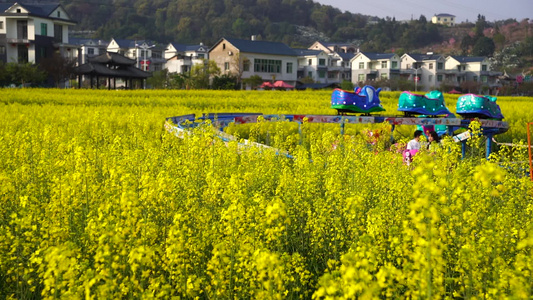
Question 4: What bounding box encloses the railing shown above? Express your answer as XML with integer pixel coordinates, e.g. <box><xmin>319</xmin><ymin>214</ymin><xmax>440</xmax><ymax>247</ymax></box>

<box><xmin>6</xmin><ymin>38</ymin><xmax>31</xmax><ymax>44</ymax></box>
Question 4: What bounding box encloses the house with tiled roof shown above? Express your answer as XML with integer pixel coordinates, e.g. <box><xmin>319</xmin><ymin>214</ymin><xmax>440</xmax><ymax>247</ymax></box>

<box><xmin>308</xmin><ymin>41</ymin><xmax>358</xmax><ymax>54</ymax></box>
<box><xmin>165</xmin><ymin>42</ymin><xmax>209</xmax><ymax>74</ymax></box>
<box><xmin>0</xmin><ymin>2</ymin><xmax>77</xmax><ymax>64</ymax></box>
<box><xmin>69</xmin><ymin>38</ymin><xmax>108</xmax><ymax>64</ymax></box>
<box><xmin>431</xmin><ymin>13</ymin><xmax>456</xmax><ymax>26</ymax></box>
<box><xmin>445</xmin><ymin>55</ymin><xmax>502</xmax><ymax>92</ymax></box>
<box><xmin>350</xmin><ymin>52</ymin><xmax>401</xmax><ymax>84</ymax></box>
<box><xmin>209</xmin><ymin>37</ymin><xmax>298</xmax><ymax>88</ymax></box>
<box><xmin>401</xmin><ymin>52</ymin><xmax>446</xmax><ymax>91</ymax></box>
<box><xmin>293</xmin><ymin>48</ymin><xmax>330</xmax><ymax>83</ymax></box>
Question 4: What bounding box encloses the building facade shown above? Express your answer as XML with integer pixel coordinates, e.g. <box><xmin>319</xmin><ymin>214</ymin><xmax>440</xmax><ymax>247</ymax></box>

<box><xmin>209</xmin><ymin>37</ymin><xmax>298</xmax><ymax>89</ymax></box>
<box><xmin>0</xmin><ymin>2</ymin><xmax>76</xmax><ymax>64</ymax></box>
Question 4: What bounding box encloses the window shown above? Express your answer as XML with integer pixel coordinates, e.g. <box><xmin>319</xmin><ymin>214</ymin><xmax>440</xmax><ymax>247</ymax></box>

<box><xmin>224</xmin><ymin>62</ymin><xmax>229</xmax><ymax>71</ymax></box>
<box><xmin>381</xmin><ymin>61</ymin><xmax>387</xmax><ymax>68</ymax></box>
<box><xmin>381</xmin><ymin>73</ymin><xmax>388</xmax><ymax>80</ymax></box>
<box><xmin>359</xmin><ymin>62</ymin><xmax>364</xmax><ymax>69</ymax></box>
<box><xmin>437</xmin><ymin>74</ymin><xmax>443</xmax><ymax>82</ymax></box>
<box><xmin>307</xmin><ymin>71</ymin><xmax>312</xmax><ymax>77</ymax></box>
<box><xmin>54</xmin><ymin>24</ymin><xmax>62</xmax><ymax>42</ymax></box>
<box><xmin>243</xmin><ymin>60</ymin><xmax>250</xmax><ymax>72</ymax></box>
<box><xmin>308</xmin><ymin>59</ymin><xmax>312</xmax><ymax>65</ymax></box>
<box><xmin>57</xmin><ymin>11</ymin><xmax>60</xmax><ymax>17</ymax></box>
<box><xmin>328</xmin><ymin>72</ymin><xmax>335</xmax><ymax>79</ymax></box>
<box><xmin>197</xmin><ymin>53</ymin><xmax>205</xmax><ymax>59</ymax></box>
<box><xmin>473</xmin><ymin>76</ymin><xmax>478</xmax><ymax>82</ymax></box>
<box><xmin>0</xmin><ymin>46</ymin><xmax>5</xmax><ymax>55</ymax></box>
<box><xmin>429</xmin><ymin>63</ymin><xmax>433</xmax><ymax>69</ymax></box>
<box><xmin>482</xmin><ymin>65</ymin><xmax>487</xmax><ymax>71</ymax></box>
<box><xmin>428</xmin><ymin>75</ymin><xmax>433</xmax><ymax>82</ymax></box>
<box><xmin>223</xmin><ymin>43</ymin><xmax>226</xmax><ymax>50</ymax></box>
<box><xmin>318</xmin><ymin>70</ymin><xmax>325</xmax><ymax>78</ymax></box>
<box><xmin>40</xmin><ymin>47</ymin><xmax>46</xmax><ymax>58</ymax></box>
<box><xmin>16</xmin><ymin>8</ymin><xmax>21</xmax><ymax>13</ymax></box>
<box><xmin>254</xmin><ymin>59</ymin><xmax>282</xmax><ymax>73</ymax></box>
<box><xmin>318</xmin><ymin>58</ymin><xmax>326</xmax><ymax>66</ymax></box>
<box><xmin>391</xmin><ymin>61</ymin><xmax>398</xmax><ymax>69</ymax></box>
<box><xmin>437</xmin><ymin>62</ymin><xmax>443</xmax><ymax>70</ymax></box>
<box><xmin>286</xmin><ymin>62</ymin><xmax>293</xmax><ymax>74</ymax></box>
<box><xmin>481</xmin><ymin>76</ymin><xmax>488</xmax><ymax>83</ymax></box>
<box><xmin>358</xmin><ymin>74</ymin><xmax>365</xmax><ymax>82</ymax></box>
<box><xmin>0</xmin><ymin>21</ymin><xmax>3</xmax><ymax>29</ymax></box>
<box><xmin>88</xmin><ymin>48</ymin><xmax>94</xmax><ymax>55</ymax></box>
<box><xmin>41</xmin><ymin>23</ymin><xmax>47</xmax><ymax>36</ymax></box>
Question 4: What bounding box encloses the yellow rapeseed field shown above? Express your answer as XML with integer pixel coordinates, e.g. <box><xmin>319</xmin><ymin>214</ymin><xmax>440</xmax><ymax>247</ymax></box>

<box><xmin>0</xmin><ymin>88</ymin><xmax>532</xmax><ymax>299</ymax></box>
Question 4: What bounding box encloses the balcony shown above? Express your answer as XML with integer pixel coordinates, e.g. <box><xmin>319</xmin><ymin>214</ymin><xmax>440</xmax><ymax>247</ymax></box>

<box><xmin>6</xmin><ymin>38</ymin><xmax>31</xmax><ymax>45</ymax></box>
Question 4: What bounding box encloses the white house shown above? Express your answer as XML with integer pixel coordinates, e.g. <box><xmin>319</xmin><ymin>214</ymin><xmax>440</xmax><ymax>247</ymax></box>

<box><xmin>0</xmin><ymin>2</ymin><xmax>77</xmax><ymax>64</ymax></box>
<box><xmin>165</xmin><ymin>42</ymin><xmax>209</xmax><ymax>74</ymax></box>
<box><xmin>401</xmin><ymin>53</ymin><xmax>446</xmax><ymax>91</ymax></box>
<box><xmin>70</xmin><ymin>38</ymin><xmax>108</xmax><ymax>64</ymax></box>
<box><xmin>107</xmin><ymin>38</ymin><xmax>165</xmax><ymax>72</ymax></box>
<box><xmin>350</xmin><ymin>52</ymin><xmax>401</xmax><ymax>84</ymax></box>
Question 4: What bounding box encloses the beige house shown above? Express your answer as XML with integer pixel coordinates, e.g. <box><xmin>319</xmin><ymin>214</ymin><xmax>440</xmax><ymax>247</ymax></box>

<box><xmin>209</xmin><ymin>37</ymin><xmax>298</xmax><ymax>89</ymax></box>
<box><xmin>431</xmin><ymin>13</ymin><xmax>456</xmax><ymax>26</ymax></box>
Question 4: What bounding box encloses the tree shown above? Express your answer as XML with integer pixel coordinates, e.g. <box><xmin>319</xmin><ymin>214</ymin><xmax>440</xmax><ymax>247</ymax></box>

<box><xmin>212</xmin><ymin>74</ymin><xmax>238</xmax><ymax>90</ymax></box>
<box><xmin>39</xmin><ymin>53</ymin><xmax>77</xmax><ymax>88</ymax></box>
<box><xmin>189</xmin><ymin>59</ymin><xmax>221</xmax><ymax>89</ymax></box>
<box><xmin>5</xmin><ymin>62</ymin><xmax>46</xmax><ymax>87</ymax></box>
<box><xmin>242</xmin><ymin>75</ymin><xmax>264</xmax><ymax>90</ymax></box>
<box><xmin>473</xmin><ymin>37</ymin><xmax>495</xmax><ymax>56</ymax></box>
<box><xmin>340</xmin><ymin>80</ymin><xmax>354</xmax><ymax>91</ymax></box>
<box><xmin>147</xmin><ymin>69</ymin><xmax>169</xmax><ymax>89</ymax></box>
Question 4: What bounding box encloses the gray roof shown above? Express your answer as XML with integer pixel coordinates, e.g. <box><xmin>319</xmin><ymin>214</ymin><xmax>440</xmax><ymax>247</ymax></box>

<box><xmin>170</xmin><ymin>43</ymin><xmax>208</xmax><ymax>52</ymax></box>
<box><xmin>0</xmin><ymin>2</ymin><xmax>63</xmax><ymax>19</ymax></box>
<box><xmin>449</xmin><ymin>56</ymin><xmax>486</xmax><ymax>63</ymax></box>
<box><xmin>90</xmin><ymin>52</ymin><xmax>136</xmax><ymax>65</ymax></box>
<box><xmin>293</xmin><ymin>48</ymin><xmax>322</xmax><ymax>56</ymax></box>
<box><xmin>337</xmin><ymin>52</ymin><xmax>355</xmax><ymax>61</ymax></box>
<box><xmin>215</xmin><ymin>37</ymin><xmax>296</xmax><ymax>56</ymax></box>
<box><xmin>434</xmin><ymin>13</ymin><xmax>455</xmax><ymax>17</ymax></box>
<box><xmin>406</xmin><ymin>53</ymin><xmax>443</xmax><ymax>61</ymax></box>
<box><xmin>75</xmin><ymin>63</ymin><xmax>151</xmax><ymax>78</ymax></box>
<box><xmin>360</xmin><ymin>52</ymin><xmax>396</xmax><ymax>60</ymax></box>
<box><xmin>70</xmin><ymin>38</ymin><xmax>109</xmax><ymax>47</ymax></box>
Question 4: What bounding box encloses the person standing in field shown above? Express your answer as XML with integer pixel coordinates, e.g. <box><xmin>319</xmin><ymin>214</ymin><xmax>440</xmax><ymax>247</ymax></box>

<box><xmin>426</xmin><ymin>130</ymin><xmax>440</xmax><ymax>151</ymax></box>
<box><xmin>407</xmin><ymin>130</ymin><xmax>423</xmax><ymax>150</ymax></box>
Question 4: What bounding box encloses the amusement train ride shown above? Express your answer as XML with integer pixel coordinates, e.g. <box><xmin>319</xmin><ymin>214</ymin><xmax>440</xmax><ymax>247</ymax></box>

<box><xmin>165</xmin><ymin>86</ymin><xmax>508</xmax><ymax>159</ymax></box>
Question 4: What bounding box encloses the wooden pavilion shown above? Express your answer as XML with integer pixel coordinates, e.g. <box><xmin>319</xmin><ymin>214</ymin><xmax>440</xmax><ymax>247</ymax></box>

<box><xmin>74</xmin><ymin>52</ymin><xmax>151</xmax><ymax>89</ymax></box>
